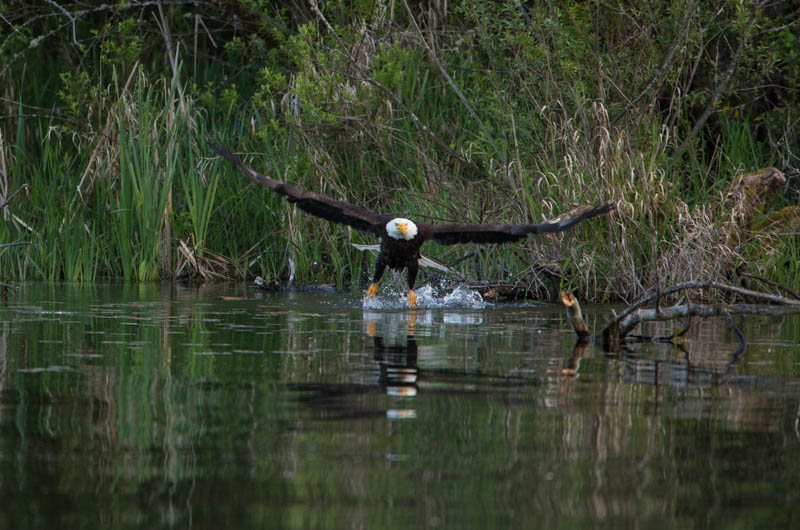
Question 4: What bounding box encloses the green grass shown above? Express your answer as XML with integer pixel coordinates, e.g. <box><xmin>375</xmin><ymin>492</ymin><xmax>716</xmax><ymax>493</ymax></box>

<box><xmin>0</xmin><ymin>2</ymin><xmax>796</xmax><ymax>303</ymax></box>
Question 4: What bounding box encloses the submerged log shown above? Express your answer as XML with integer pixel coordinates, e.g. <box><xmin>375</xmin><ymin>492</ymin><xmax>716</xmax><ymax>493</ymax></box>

<box><xmin>561</xmin><ymin>279</ymin><xmax>800</xmax><ymax>352</ymax></box>
<box><xmin>611</xmin><ymin>280</ymin><xmax>800</xmax><ymax>329</ymax></box>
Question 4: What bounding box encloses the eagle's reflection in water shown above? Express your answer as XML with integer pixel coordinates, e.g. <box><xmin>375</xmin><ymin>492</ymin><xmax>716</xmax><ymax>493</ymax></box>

<box><xmin>364</xmin><ymin>311</ymin><xmax>420</xmax><ymax>419</ymax></box>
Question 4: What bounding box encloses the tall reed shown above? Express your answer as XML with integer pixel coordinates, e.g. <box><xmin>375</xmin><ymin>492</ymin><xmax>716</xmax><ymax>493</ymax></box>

<box><xmin>114</xmin><ymin>71</ymin><xmax>179</xmax><ymax>281</ymax></box>
<box><xmin>181</xmin><ymin>135</ymin><xmax>219</xmax><ymax>260</ymax></box>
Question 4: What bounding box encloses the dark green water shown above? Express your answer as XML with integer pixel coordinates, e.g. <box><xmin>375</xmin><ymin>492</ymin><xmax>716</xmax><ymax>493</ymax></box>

<box><xmin>1</xmin><ymin>283</ymin><xmax>799</xmax><ymax>529</ymax></box>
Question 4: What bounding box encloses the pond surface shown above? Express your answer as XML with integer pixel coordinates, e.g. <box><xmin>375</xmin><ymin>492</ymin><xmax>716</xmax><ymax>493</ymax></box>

<box><xmin>1</xmin><ymin>283</ymin><xmax>799</xmax><ymax>529</ymax></box>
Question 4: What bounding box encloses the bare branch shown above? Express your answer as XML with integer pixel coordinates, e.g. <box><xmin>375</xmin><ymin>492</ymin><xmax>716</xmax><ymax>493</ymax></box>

<box><xmin>0</xmin><ymin>183</ymin><xmax>28</xmax><ymax>211</ymax></box>
<box><xmin>43</xmin><ymin>0</ymin><xmax>78</xmax><ymax>45</ymax></box>
<box><xmin>614</xmin><ymin>280</ymin><xmax>800</xmax><ymax>327</ymax></box>
<box><xmin>560</xmin><ymin>290</ymin><xmax>591</xmax><ymax>340</ymax></box>
<box><xmin>740</xmin><ymin>273</ymin><xmax>800</xmax><ymax>301</ymax></box>
<box><xmin>617</xmin><ymin>301</ymin><xmax>799</xmax><ymax>337</ymax></box>
<box><xmin>719</xmin><ymin>309</ymin><xmax>746</xmax><ymax>357</ymax></box>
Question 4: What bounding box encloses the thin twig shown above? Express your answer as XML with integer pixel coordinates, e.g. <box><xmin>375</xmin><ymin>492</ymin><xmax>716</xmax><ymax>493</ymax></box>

<box><xmin>0</xmin><ymin>183</ymin><xmax>28</xmax><ymax>211</ymax></box>
<box><xmin>741</xmin><ymin>273</ymin><xmax>800</xmax><ymax>301</ymax></box>
<box><xmin>0</xmin><ymin>241</ymin><xmax>31</xmax><ymax>249</ymax></box>
<box><xmin>43</xmin><ymin>0</ymin><xmax>78</xmax><ymax>45</ymax></box>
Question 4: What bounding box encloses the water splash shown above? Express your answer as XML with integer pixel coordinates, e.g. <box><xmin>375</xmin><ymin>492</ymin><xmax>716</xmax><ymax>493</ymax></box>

<box><xmin>362</xmin><ymin>284</ymin><xmax>489</xmax><ymax>310</ymax></box>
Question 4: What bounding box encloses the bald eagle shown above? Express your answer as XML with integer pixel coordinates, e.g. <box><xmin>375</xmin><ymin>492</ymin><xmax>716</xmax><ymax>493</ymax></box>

<box><xmin>213</xmin><ymin>146</ymin><xmax>615</xmax><ymax>307</ymax></box>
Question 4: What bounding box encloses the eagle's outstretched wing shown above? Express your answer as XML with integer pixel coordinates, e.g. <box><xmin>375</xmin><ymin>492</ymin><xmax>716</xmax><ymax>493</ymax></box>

<box><xmin>425</xmin><ymin>203</ymin><xmax>616</xmax><ymax>245</ymax></box>
<box><xmin>213</xmin><ymin>145</ymin><xmax>391</xmax><ymax>235</ymax></box>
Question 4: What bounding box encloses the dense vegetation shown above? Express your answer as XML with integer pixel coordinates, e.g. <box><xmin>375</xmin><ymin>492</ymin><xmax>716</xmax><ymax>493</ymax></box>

<box><xmin>0</xmin><ymin>0</ymin><xmax>798</xmax><ymax>301</ymax></box>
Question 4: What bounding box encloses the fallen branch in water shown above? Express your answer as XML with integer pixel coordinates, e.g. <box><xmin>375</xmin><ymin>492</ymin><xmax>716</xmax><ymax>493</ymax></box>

<box><xmin>611</xmin><ymin>280</ymin><xmax>800</xmax><ymax>329</ymax></box>
<box><xmin>560</xmin><ymin>280</ymin><xmax>800</xmax><ymax>352</ymax></box>
<box><xmin>612</xmin><ymin>302</ymin><xmax>788</xmax><ymax>337</ymax></box>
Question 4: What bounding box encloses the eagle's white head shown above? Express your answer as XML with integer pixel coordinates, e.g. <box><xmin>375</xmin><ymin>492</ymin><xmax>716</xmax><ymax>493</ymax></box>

<box><xmin>386</xmin><ymin>218</ymin><xmax>418</xmax><ymax>240</ymax></box>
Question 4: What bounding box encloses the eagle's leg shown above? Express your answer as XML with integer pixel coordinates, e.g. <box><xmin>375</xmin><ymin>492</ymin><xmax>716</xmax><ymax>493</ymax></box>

<box><xmin>407</xmin><ymin>290</ymin><xmax>417</xmax><ymax>308</ymax></box>
<box><xmin>366</xmin><ymin>254</ymin><xmax>388</xmax><ymax>299</ymax></box>
<box><xmin>406</xmin><ymin>260</ymin><xmax>419</xmax><ymax>308</ymax></box>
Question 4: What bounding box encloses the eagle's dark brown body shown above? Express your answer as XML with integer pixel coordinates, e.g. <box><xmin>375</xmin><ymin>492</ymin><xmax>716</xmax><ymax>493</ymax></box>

<box><xmin>376</xmin><ymin>236</ymin><xmax>424</xmax><ymax>291</ymax></box>
<box><xmin>213</xmin><ymin>145</ymin><xmax>616</xmax><ymax>306</ymax></box>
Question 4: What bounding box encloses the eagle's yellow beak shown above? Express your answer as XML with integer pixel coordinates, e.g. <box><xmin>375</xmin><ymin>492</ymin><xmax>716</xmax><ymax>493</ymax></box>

<box><xmin>396</xmin><ymin>222</ymin><xmax>407</xmax><ymax>235</ymax></box>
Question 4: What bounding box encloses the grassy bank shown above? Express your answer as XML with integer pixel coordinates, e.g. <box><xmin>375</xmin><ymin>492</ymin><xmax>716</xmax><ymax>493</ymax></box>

<box><xmin>0</xmin><ymin>1</ymin><xmax>797</xmax><ymax>302</ymax></box>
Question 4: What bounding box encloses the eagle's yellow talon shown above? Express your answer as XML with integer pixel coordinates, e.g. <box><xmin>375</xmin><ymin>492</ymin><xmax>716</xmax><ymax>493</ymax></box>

<box><xmin>408</xmin><ymin>289</ymin><xmax>417</xmax><ymax>308</ymax></box>
<box><xmin>366</xmin><ymin>283</ymin><xmax>378</xmax><ymax>298</ymax></box>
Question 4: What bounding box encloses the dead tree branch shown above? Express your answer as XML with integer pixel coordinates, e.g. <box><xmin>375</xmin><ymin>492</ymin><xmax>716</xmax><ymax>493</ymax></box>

<box><xmin>616</xmin><ymin>302</ymin><xmax>800</xmax><ymax>337</ymax></box>
<box><xmin>561</xmin><ymin>280</ymin><xmax>800</xmax><ymax>353</ymax></box>
<box><xmin>741</xmin><ymin>273</ymin><xmax>800</xmax><ymax>301</ymax></box>
<box><xmin>560</xmin><ymin>290</ymin><xmax>590</xmax><ymax>341</ymax></box>
<box><xmin>613</xmin><ymin>280</ymin><xmax>800</xmax><ymax>328</ymax></box>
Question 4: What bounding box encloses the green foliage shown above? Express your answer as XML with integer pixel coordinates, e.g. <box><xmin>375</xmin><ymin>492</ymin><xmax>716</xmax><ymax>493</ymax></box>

<box><xmin>254</xmin><ymin>66</ymin><xmax>288</xmax><ymax>102</ymax></box>
<box><xmin>0</xmin><ymin>0</ymin><xmax>797</xmax><ymax>301</ymax></box>
<box><xmin>58</xmin><ymin>71</ymin><xmax>101</xmax><ymax>125</ymax></box>
<box><xmin>114</xmin><ymin>73</ymin><xmax>179</xmax><ymax>281</ymax></box>
<box><xmin>96</xmin><ymin>17</ymin><xmax>143</xmax><ymax>69</ymax></box>
<box><xmin>373</xmin><ymin>42</ymin><xmax>412</xmax><ymax>90</ymax></box>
